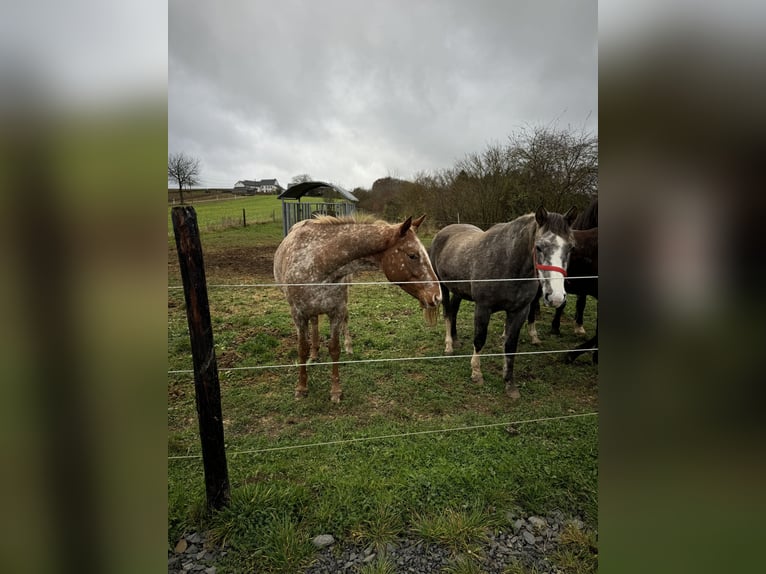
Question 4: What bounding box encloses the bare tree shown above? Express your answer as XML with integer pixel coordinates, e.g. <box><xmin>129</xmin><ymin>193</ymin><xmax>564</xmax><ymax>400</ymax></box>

<box><xmin>507</xmin><ymin>126</ymin><xmax>598</xmax><ymax>211</ymax></box>
<box><xmin>168</xmin><ymin>152</ymin><xmax>201</xmax><ymax>204</ymax></box>
<box><xmin>290</xmin><ymin>174</ymin><xmax>312</xmax><ymax>185</ymax></box>
<box><xmin>354</xmin><ymin>125</ymin><xmax>597</xmax><ymax>225</ymax></box>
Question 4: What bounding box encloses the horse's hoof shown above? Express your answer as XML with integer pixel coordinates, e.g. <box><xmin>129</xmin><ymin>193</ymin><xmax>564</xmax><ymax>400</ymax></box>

<box><xmin>574</xmin><ymin>325</ymin><xmax>587</xmax><ymax>336</ymax></box>
<box><xmin>330</xmin><ymin>394</ymin><xmax>342</xmax><ymax>403</ymax></box>
<box><xmin>294</xmin><ymin>389</ymin><xmax>308</xmax><ymax>399</ymax></box>
<box><xmin>530</xmin><ymin>336</ymin><xmax>542</xmax><ymax>345</ymax></box>
<box><xmin>506</xmin><ymin>387</ymin><xmax>521</xmax><ymax>400</ymax></box>
<box><xmin>471</xmin><ymin>375</ymin><xmax>484</xmax><ymax>386</ymax></box>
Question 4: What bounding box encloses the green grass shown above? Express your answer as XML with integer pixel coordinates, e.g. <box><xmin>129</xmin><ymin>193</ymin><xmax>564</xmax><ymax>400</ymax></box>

<box><xmin>358</xmin><ymin>557</ymin><xmax>398</xmax><ymax>574</ymax></box>
<box><xmin>411</xmin><ymin>507</ymin><xmax>493</xmax><ymax>554</ymax></box>
<box><xmin>168</xmin><ymin>194</ymin><xmax>283</xmax><ymax>235</ymax></box>
<box><xmin>168</xmin><ymin>213</ymin><xmax>598</xmax><ymax>573</ymax></box>
<box><xmin>443</xmin><ymin>553</ymin><xmax>487</xmax><ymax>574</ymax></box>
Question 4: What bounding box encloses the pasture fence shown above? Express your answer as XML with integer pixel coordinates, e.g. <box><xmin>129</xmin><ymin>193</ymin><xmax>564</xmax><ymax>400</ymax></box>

<box><xmin>168</xmin><ymin>411</ymin><xmax>597</xmax><ymax>460</ymax></box>
<box><xmin>169</xmin><ymin>206</ymin><xmax>598</xmax><ymax>506</ymax></box>
<box><xmin>167</xmin><ymin>276</ymin><xmax>598</xmax><ymax>291</ymax></box>
<box><xmin>171</xmin><ymin>206</ymin><xmax>231</xmax><ymax>509</ymax></box>
<box><xmin>167</xmin><ymin>348</ymin><xmax>596</xmax><ymax>376</ymax></box>
<box><xmin>167</xmin><ymin>277</ymin><xmax>599</xmax><ymax>376</ymax></box>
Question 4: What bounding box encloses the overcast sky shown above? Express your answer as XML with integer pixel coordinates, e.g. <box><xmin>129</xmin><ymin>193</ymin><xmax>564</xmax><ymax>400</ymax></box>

<box><xmin>169</xmin><ymin>0</ymin><xmax>597</xmax><ymax>191</ymax></box>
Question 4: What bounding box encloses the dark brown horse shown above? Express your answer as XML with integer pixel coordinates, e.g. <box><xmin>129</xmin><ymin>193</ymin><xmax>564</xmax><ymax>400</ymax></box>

<box><xmin>274</xmin><ymin>214</ymin><xmax>441</xmax><ymax>402</ymax></box>
<box><xmin>527</xmin><ymin>199</ymin><xmax>597</xmax><ymax>342</ymax></box>
<box><xmin>527</xmin><ymin>227</ymin><xmax>598</xmax><ymax>345</ymax></box>
<box><xmin>429</xmin><ymin>207</ymin><xmax>577</xmax><ymax>399</ymax></box>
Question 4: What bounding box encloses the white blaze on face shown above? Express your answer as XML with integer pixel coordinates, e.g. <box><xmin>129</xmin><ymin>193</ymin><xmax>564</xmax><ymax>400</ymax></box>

<box><xmin>538</xmin><ymin>234</ymin><xmax>568</xmax><ymax>308</ymax></box>
<box><xmin>417</xmin><ymin>241</ymin><xmax>442</xmax><ymax>307</ymax></box>
<box><xmin>389</xmin><ymin>235</ymin><xmax>442</xmax><ymax>308</ymax></box>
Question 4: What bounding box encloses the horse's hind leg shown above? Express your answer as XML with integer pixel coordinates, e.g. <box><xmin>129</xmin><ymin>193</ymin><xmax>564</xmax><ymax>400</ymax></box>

<box><xmin>295</xmin><ymin>317</ymin><xmax>310</xmax><ymax>399</ymax></box>
<box><xmin>503</xmin><ymin>310</ymin><xmax>528</xmax><ymax>399</ymax></box>
<box><xmin>309</xmin><ymin>316</ymin><xmax>320</xmax><ymax>361</ymax></box>
<box><xmin>342</xmin><ymin>313</ymin><xmax>353</xmax><ymax>355</ymax></box>
<box><xmin>328</xmin><ymin>310</ymin><xmax>346</xmax><ymax>402</ymax></box>
<box><xmin>470</xmin><ymin>305</ymin><xmax>491</xmax><ymax>385</ymax></box>
<box><xmin>566</xmin><ymin>315</ymin><xmax>597</xmax><ymax>364</ymax></box>
<box><xmin>342</xmin><ymin>282</ymin><xmax>353</xmax><ymax>354</ymax></box>
<box><xmin>573</xmin><ymin>293</ymin><xmax>587</xmax><ymax>336</ymax></box>
<box><xmin>565</xmin><ymin>331</ymin><xmax>597</xmax><ymax>364</ymax></box>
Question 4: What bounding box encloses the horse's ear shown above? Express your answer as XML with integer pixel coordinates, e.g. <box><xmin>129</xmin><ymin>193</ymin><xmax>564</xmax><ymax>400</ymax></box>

<box><xmin>399</xmin><ymin>216</ymin><xmax>413</xmax><ymax>237</ymax></box>
<box><xmin>535</xmin><ymin>206</ymin><xmax>548</xmax><ymax>227</ymax></box>
<box><xmin>564</xmin><ymin>206</ymin><xmax>578</xmax><ymax>226</ymax></box>
<box><xmin>412</xmin><ymin>214</ymin><xmax>426</xmax><ymax>231</ymax></box>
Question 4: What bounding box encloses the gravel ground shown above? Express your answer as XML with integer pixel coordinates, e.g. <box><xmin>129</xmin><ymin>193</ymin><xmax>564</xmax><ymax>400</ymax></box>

<box><xmin>168</xmin><ymin>511</ymin><xmax>594</xmax><ymax>573</ymax></box>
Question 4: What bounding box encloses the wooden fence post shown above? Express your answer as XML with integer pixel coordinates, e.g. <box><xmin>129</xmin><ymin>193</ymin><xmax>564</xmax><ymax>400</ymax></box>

<box><xmin>171</xmin><ymin>206</ymin><xmax>231</xmax><ymax>510</ymax></box>
<box><xmin>242</xmin><ymin>208</ymin><xmax>246</xmax><ymax>227</ymax></box>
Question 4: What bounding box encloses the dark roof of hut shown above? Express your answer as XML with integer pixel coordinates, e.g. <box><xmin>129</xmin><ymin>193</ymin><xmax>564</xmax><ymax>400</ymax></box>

<box><xmin>278</xmin><ymin>181</ymin><xmax>358</xmax><ymax>202</ymax></box>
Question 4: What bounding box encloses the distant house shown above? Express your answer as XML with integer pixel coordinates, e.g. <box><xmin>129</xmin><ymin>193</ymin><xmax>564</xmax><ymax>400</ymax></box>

<box><xmin>233</xmin><ymin>179</ymin><xmax>283</xmax><ymax>195</ymax></box>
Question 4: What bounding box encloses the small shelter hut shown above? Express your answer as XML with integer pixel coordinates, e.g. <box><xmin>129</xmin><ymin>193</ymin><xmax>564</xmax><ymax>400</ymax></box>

<box><xmin>278</xmin><ymin>181</ymin><xmax>359</xmax><ymax>236</ymax></box>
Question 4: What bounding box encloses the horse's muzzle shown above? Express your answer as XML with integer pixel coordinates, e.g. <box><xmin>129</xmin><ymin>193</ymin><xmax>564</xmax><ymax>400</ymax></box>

<box><xmin>423</xmin><ymin>291</ymin><xmax>442</xmax><ymax>308</ymax></box>
<box><xmin>544</xmin><ymin>292</ymin><xmax>566</xmax><ymax>308</ymax></box>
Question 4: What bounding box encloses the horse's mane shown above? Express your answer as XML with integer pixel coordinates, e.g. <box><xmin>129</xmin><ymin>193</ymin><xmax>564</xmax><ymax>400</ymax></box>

<box><xmin>573</xmin><ymin>199</ymin><xmax>597</xmax><ymax>230</ymax></box>
<box><xmin>520</xmin><ymin>211</ymin><xmax>572</xmax><ymax>237</ymax></box>
<box><xmin>311</xmin><ymin>213</ymin><xmax>389</xmax><ymax>226</ymax></box>
<box><xmin>541</xmin><ymin>212</ymin><xmax>574</xmax><ymax>236</ymax></box>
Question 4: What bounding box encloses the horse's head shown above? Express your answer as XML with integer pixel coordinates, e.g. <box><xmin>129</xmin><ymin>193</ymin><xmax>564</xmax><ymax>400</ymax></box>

<box><xmin>534</xmin><ymin>206</ymin><xmax>577</xmax><ymax>308</ymax></box>
<box><xmin>380</xmin><ymin>215</ymin><xmax>442</xmax><ymax>321</ymax></box>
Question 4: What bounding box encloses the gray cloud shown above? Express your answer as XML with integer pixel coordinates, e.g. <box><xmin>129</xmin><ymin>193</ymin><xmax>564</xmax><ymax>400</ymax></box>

<box><xmin>169</xmin><ymin>0</ymin><xmax>597</xmax><ymax>190</ymax></box>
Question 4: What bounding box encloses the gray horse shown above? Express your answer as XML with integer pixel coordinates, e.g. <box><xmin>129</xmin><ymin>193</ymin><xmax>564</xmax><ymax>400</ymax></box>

<box><xmin>429</xmin><ymin>207</ymin><xmax>576</xmax><ymax>399</ymax></box>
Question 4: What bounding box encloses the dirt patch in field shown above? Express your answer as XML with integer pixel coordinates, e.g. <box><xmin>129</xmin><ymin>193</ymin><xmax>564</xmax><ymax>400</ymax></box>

<box><xmin>207</xmin><ymin>246</ymin><xmax>277</xmax><ymax>278</ymax></box>
<box><xmin>169</xmin><ymin>244</ymin><xmax>278</xmax><ymax>282</ymax></box>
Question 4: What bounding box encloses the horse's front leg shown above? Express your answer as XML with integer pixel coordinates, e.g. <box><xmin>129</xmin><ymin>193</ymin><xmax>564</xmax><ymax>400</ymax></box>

<box><xmin>526</xmin><ymin>288</ymin><xmax>542</xmax><ymax>345</ymax></box>
<box><xmin>551</xmin><ymin>300</ymin><xmax>565</xmax><ymax>336</ymax></box>
<box><xmin>471</xmin><ymin>305</ymin><xmax>491</xmax><ymax>385</ymax></box>
<box><xmin>328</xmin><ymin>311</ymin><xmax>345</xmax><ymax>402</ymax></box>
<box><xmin>573</xmin><ymin>293</ymin><xmax>587</xmax><ymax>336</ymax></box>
<box><xmin>309</xmin><ymin>316</ymin><xmax>320</xmax><ymax>361</ymax></box>
<box><xmin>295</xmin><ymin>317</ymin><xmax>310</xmax><ymax>399</ymax></box>
<box><xmin>443</xmin><ymin>290</ymin><xmax>462</xmax><ymax>354</ymax></box>
<box><xmin>503</xmin><ymin>309</ymin><xmax>528</xmax><ymax>400</ymax></box>
<box><xmin>342</xmin><ymin>314</ymin><xmax>353</xmax><ymax>355</ymax></box>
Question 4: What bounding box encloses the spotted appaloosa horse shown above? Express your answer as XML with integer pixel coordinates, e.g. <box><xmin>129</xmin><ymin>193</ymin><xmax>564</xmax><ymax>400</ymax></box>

<box><xmin>307</xmin><ymin>276</ymin><xmax>352</xmax><ymax>360</ymax></box>
<box><xmin>273</xmin><ymin>214</ymin><xmax>441</xmax><ymax>402</ymax></box>
<box><xmin>429</xmin><ymin>207</ymin><xmax>576</xmax><ymax>399</ymax></box>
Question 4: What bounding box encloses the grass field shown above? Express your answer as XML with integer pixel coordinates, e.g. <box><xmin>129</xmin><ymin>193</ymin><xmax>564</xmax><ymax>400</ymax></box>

<box><xmin>168</xmin><ymin>194</ymin><xmax>284</xmax><ymax>235</ymax></box>
<box><xmin>168</xmin><ymin>196</ymin><xmax>598</xmax><ymax>573</ymax></box>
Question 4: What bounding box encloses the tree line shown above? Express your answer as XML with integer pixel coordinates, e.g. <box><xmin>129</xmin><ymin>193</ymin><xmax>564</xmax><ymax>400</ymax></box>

<box><xmin>353</xmin><ymin>125</ymin><xmax>597</xmax><ymax>229</ymax></box>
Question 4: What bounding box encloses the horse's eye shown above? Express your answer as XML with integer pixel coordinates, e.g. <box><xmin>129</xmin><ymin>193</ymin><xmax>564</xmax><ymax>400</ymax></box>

<box><xmin>408</xmin><ymin>253</ymin><xmax>419</xmax><ymax>261</ymax></box>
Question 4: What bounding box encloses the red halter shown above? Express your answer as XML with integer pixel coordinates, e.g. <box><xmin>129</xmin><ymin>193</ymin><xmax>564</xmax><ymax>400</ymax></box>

<box><xmin>533</xmin><ymin>246</ymin><xmax>567</xmax><ymax>277</ymax></box>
